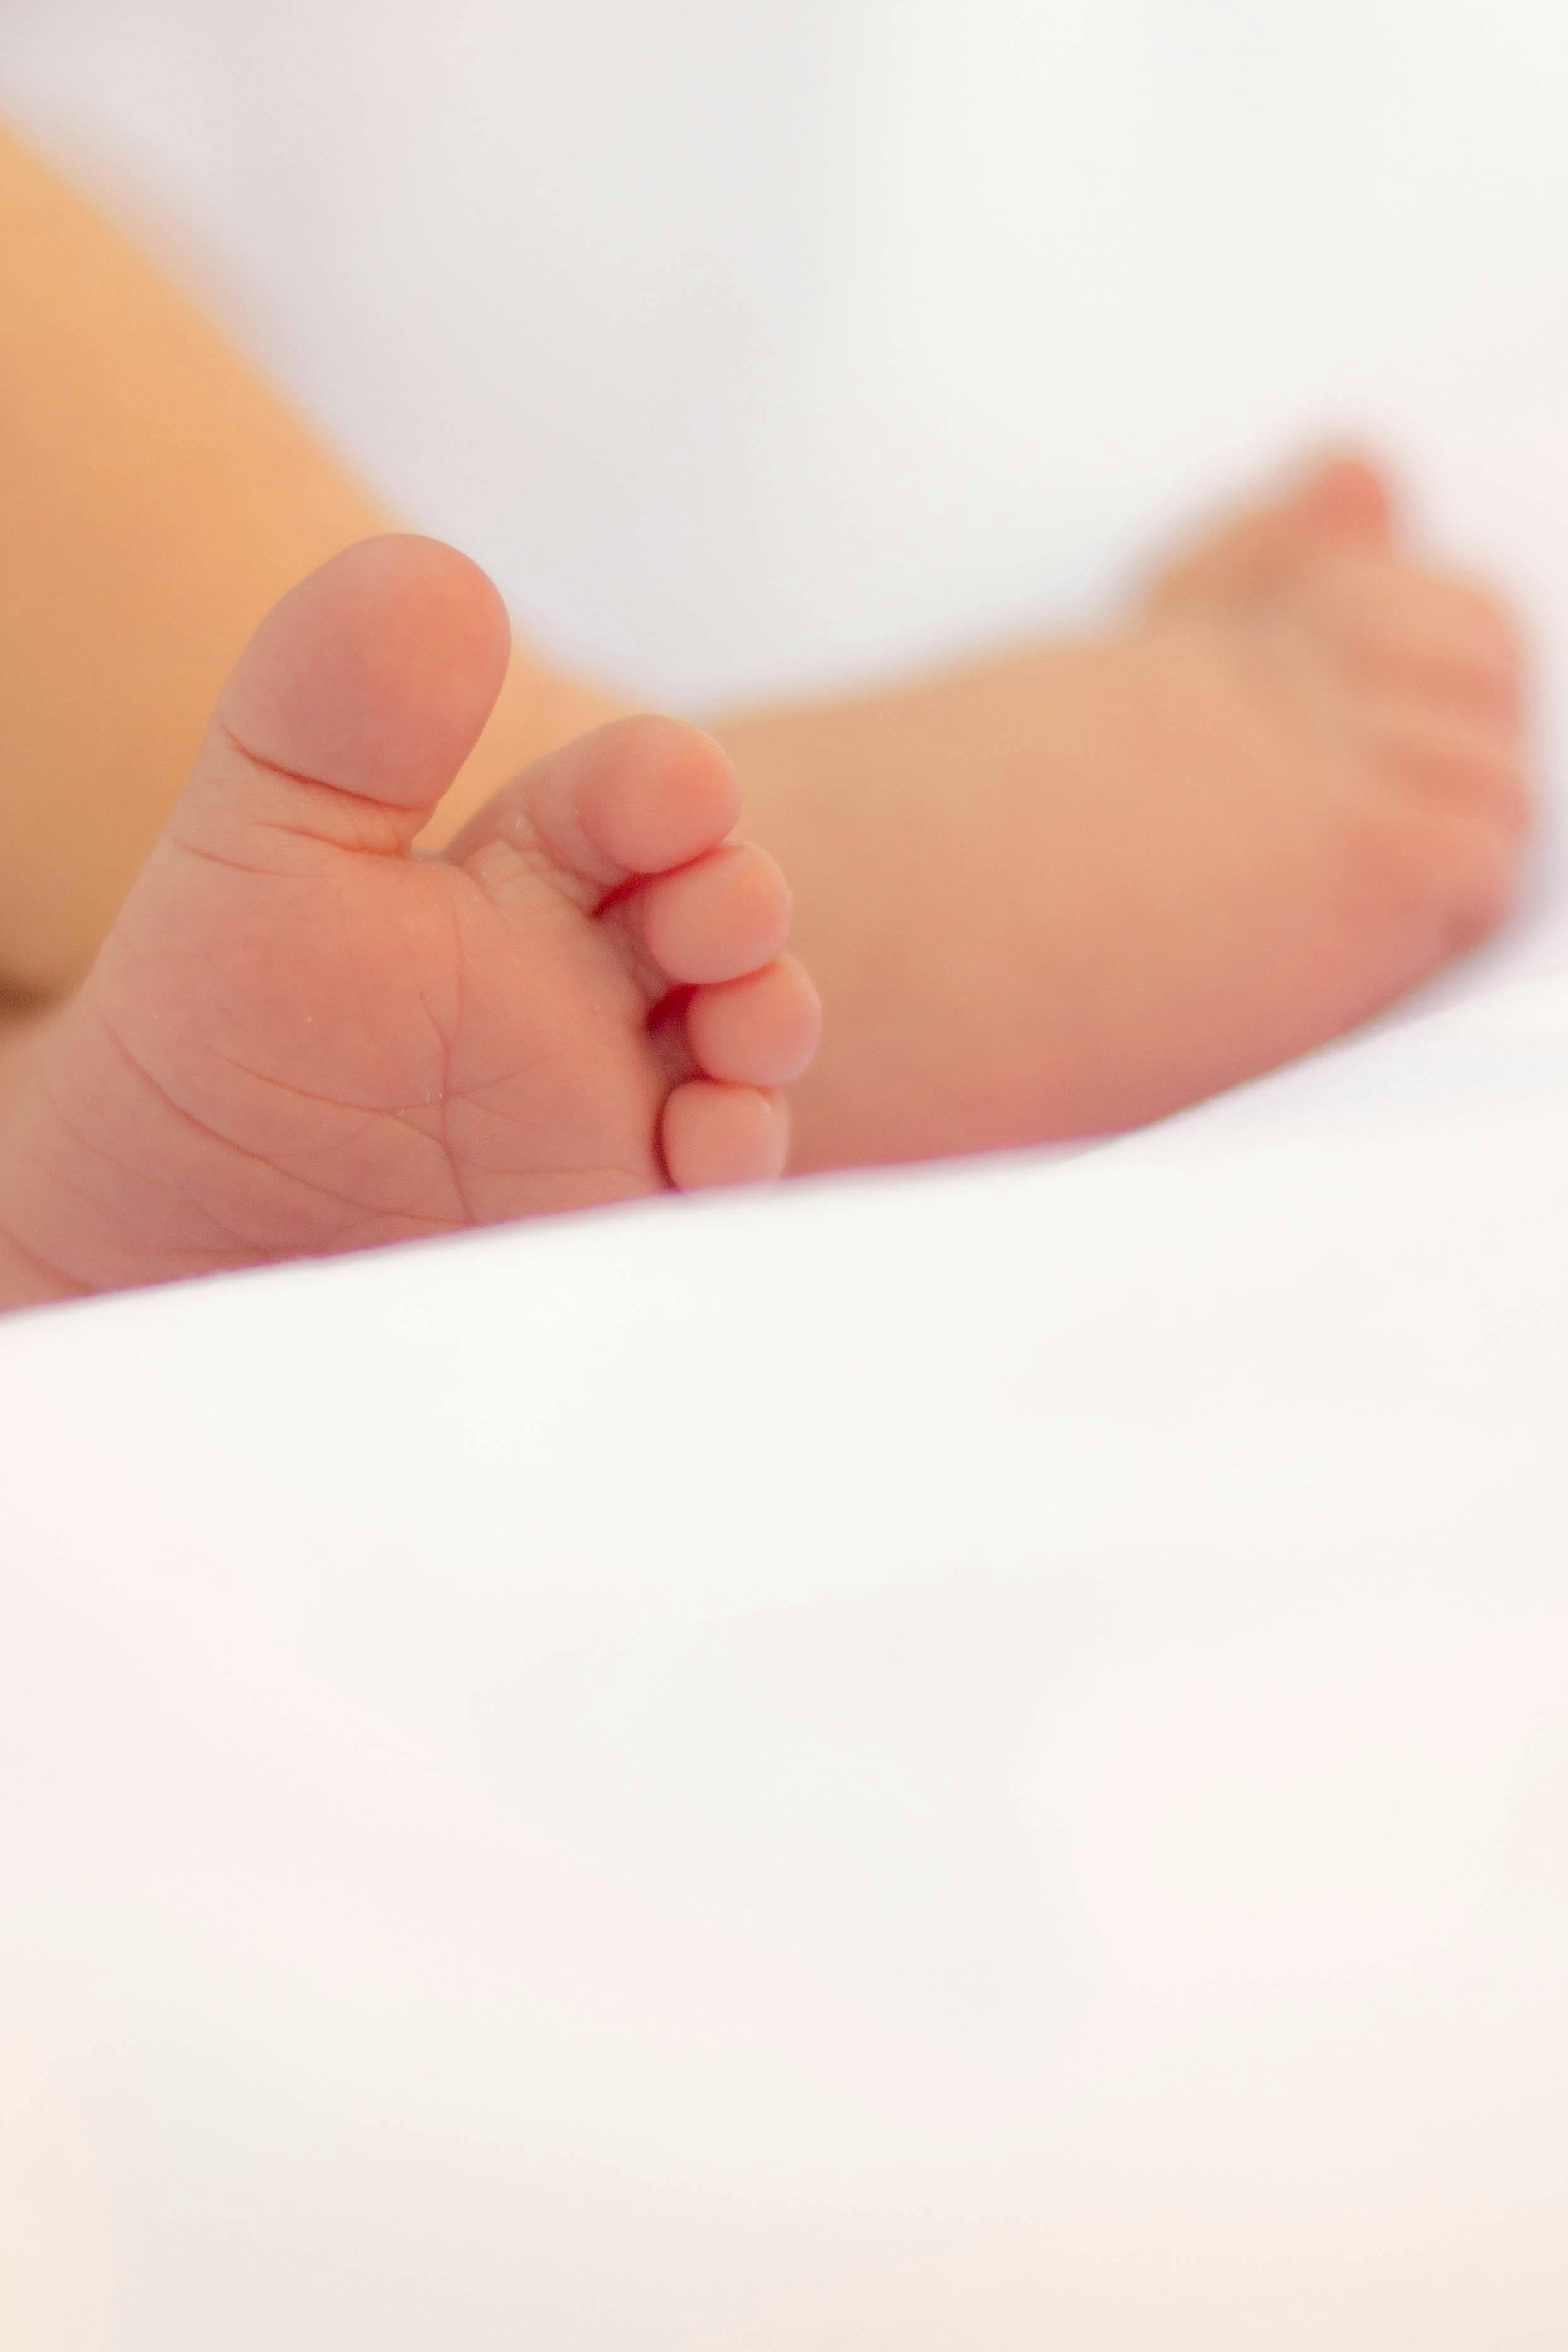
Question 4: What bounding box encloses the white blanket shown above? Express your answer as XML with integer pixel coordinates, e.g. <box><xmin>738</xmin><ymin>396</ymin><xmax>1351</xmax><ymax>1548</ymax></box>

<box><xmin>2</xmin><ymin>971</ymin><xmax>1565</xmax><ymax>2347</ymax></box>
<box><xmin>1</xmin><ymin>6</ymin><xmax>1567</xmax><ymax>2342</ymax></box>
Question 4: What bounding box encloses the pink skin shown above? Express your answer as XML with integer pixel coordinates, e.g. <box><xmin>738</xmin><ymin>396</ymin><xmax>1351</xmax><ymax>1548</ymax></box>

<box><xmin>729</xmin><ymin>451</ymin><xmax>1531</xmax><ymax>1171</ymax></box>
<box><xmin>0</xmin><ymin>537</ymin><xmax>822</xmax><ymax>1311</ymax></box>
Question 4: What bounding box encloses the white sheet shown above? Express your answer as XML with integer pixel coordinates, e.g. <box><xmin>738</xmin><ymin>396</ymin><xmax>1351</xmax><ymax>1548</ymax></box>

<box><xmin>2</xmin><ymin>967</ymin><xmax>1566</xmax><ymax>2348</ymax></box>
<box><xmin>2</xmin><ymin>7</ymin><xmax>1568</xmax><ymax>2342</ymax></box>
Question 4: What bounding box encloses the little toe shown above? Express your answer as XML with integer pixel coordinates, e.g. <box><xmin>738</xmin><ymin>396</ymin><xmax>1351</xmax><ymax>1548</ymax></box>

<box><xmin>1364</xmin><ymin>697</ymin><xmax>1530</xmax><ymax>835</ymax></box>
<box><xmin>628</xmin><ymin>842</ymin><xmax>793</xmax><ymax>986</ymax></box>
<box><xmin>662</xmin><ymin>1080</ymin><xmax>790</xmax><ymax>1190</ymax></box>
<box><xmin>686</xmin><ymin>956</ymin><xmax>823</xmax><ymax>1087</ymax></box>
<box><xmin>1369</xmin><ymin>801</ymin><xmax>1521</xmax><ymax>957</ymax></box>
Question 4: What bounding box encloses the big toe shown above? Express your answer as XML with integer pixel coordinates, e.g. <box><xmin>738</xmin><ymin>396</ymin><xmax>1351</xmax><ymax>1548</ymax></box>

<box><xmin>177</xmin><ymin>534</ymin><xmax>513</xmax><ymax>865</ymax></box>
<box><xmin>1146</xmin><ymin>447</ymin><xmax>1398</xmax><ymax>618</ymax></box>
<box><xmin>1283</xmin><ymin>450</ymin><xmax>1398</xmax><ymax>543</ymax></box>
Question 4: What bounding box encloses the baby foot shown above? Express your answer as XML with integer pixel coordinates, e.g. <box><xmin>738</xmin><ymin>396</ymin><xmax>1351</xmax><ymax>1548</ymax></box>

<box><xmin>0</xmin><ymin>538</ymin><xmax>820</xmax><ymax>1308</ymax></box>
<box><xmin>1126</xmin><ymin>449</ymin><xmax>1526</xmax><ymax>1078</ymax></box>
<box><xmin>722</xmin><ymin>452</ymin><xmax>1529</xmax><ymax>1167</ymax></box>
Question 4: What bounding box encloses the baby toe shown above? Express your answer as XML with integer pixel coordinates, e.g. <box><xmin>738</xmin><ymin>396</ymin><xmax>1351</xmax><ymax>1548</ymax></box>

<box><xmin>685</xmin><ymin>955</ymin><xmax>823</xmax><ymax>1087</ymax></box>
<box><xmin>661</xmin><ymin>1080</ymin><xmax>790</xmax><ymax>1189</ymax></box>
<box><xmin>630</xmin><ymin>842</ymin><xmax>793</xmax><ymax>986</ymax></box>
<box><xmin>1327</xmin><ymin>560</ymin><xmax>1524</xmax><ymax>718</ymax></box>
<box><xmin>1364</xmin><ymin>697</ymin><xmax>1530</xmax><ymax>835</ymax></box>
<box><xmin>1403</xmin><ymin>810</ymin><xmax>1521</xmax><ymax>954</ymax></box>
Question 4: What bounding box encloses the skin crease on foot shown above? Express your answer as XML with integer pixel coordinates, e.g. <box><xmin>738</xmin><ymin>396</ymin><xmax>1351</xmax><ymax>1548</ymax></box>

<box><xmin>0</xmin><ymin>538</ymin><xmax>823</xmax><ymax>1313</ymax></box>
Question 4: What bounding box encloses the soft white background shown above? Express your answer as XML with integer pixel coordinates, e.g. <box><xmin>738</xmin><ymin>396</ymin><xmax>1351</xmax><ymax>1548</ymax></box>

<box><xmin>2</xmin><ymin>8</ymin><xmax>1567</xmax><ymax>2346</ymax></box>
<box><xmin>6</xmin><ymin>0</ymin><xmax>1567</xmax><ymax>981</ymax></box>
<box><xmin>3</xmin><ymin>0</ymin><xmax>1568</xmax><ymax>724</ymax></box>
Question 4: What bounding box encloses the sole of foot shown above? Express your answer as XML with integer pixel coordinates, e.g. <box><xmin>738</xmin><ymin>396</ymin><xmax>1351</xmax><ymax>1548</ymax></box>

<box><xmin>0</xmin><ymin>536</ymin><xmax>822</xmax><ymax>1309</ymax></box>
